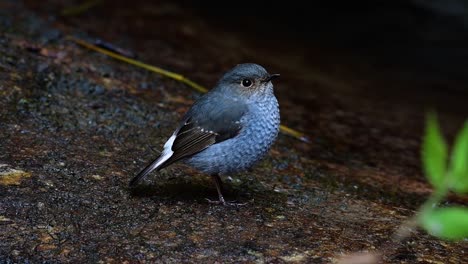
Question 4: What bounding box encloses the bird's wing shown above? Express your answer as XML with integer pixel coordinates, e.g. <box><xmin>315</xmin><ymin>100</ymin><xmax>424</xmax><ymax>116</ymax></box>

<box><xmin>160</xmin><ymin>94</ymin><xmax>247</xmax><ymax>168</ymax></box>
<box><xmin>129</xmin><ymin>93</ymin><xmax>246</xmax><ymax>186</ymax></box>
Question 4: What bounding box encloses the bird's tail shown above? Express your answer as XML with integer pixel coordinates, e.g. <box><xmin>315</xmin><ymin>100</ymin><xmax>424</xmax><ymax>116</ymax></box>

<box><xmin>130</xmin><ymin>133</ymin><xmax>176</xmax><ymax>187</ymax></box>
<box><xmin>129</xmin><ymin>154</ymin><xmax>170</xmax><ymax>187</ymax></box>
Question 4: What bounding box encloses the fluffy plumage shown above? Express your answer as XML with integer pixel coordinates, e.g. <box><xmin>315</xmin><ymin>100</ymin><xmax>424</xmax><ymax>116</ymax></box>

<box><xmin>129</xmin><ymin>63</ymin><xmax>280</xmax><ymax>204</ymax></box>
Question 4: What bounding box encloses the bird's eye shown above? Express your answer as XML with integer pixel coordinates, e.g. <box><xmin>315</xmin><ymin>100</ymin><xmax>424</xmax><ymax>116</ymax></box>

<box><xmin>241</xmin><ymin>79</ymin><xmax>253</xmax><ymax>87</ymax></box>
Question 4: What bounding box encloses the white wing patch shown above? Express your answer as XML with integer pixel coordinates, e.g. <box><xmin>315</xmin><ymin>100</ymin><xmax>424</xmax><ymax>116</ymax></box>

<box><xmin>153</xmin><ymin>133</ymin><xmax>176</xmax><ymax>169</ymax></box>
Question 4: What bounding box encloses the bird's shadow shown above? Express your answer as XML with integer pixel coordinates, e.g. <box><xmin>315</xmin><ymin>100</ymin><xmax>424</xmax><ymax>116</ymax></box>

<box><xmin>128</xmin><ymin>177</ymin><xmax>286</xmax><ymax>205</ymax></box>
<box><xmin>128</xmin><ymin>180</ymin><xmax>243</xmax><ymax>202</ymax></box>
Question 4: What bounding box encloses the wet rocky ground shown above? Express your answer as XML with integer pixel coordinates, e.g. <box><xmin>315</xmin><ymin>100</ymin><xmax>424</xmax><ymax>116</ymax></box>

<box><xmin>1</xmin><ymin>0</ymin><xmax>467</xmax><ymax>263</ymax></box>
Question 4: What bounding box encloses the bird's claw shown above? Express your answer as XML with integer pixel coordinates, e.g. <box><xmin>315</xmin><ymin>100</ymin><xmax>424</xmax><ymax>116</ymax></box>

<box><xmin>205</xmin><ymin>198</ymin><xmax>247</xmax><ymax>206</ymax></box>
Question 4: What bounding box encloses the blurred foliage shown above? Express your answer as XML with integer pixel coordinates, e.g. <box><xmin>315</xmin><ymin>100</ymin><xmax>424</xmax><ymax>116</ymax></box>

<box><xmin>420</xmin><ymin>112</ymin><xmax>468</xmax><ymax>240</ymax></box>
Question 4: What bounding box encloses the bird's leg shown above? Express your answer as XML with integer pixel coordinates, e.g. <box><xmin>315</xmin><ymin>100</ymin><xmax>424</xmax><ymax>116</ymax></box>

<box><xmin>209</xmin><ymin>174</ymin><xmax>226</xmax><ymax>205</ymax></box>
<box><xmin>206</xmin><ymin>174</ymin><xmax>248</xmax><ymax>206</ymax></box>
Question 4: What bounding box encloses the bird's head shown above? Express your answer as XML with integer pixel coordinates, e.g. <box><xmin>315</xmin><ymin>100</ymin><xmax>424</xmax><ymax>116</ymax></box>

<box><xmin>217</xmin><ymin>63</ymin><xmax>280</xmax><ymax>100</ymax></box>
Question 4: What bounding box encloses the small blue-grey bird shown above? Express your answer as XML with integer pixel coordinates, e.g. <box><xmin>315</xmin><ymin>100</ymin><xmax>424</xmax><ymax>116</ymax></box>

<box><xmin>129</xmin><ymin>63</ymin><xmax>280</xmax><ymax>205</ymax></box>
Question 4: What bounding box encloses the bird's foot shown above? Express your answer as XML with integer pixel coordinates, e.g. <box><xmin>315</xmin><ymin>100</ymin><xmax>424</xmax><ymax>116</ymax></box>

<box><xmin>205</xmin><ymin>198</ymin><xmax>247</xmax><ymax>206</ymax></box>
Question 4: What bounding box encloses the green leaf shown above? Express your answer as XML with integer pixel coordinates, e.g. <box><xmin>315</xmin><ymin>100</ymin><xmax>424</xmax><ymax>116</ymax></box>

<box><xmin>422</xmin><ymin>112</ymin><xmax>448</xmax><ymax>189</ymax></box>
<box><xmin>421</xmin><ymin>207</ymin><xmax>468</xmax><ymax>240</ymax></box>
<box><xmin>449</xmin><ymin>121</ymin><xmax>468</xmax><ymax>194</ymax></box>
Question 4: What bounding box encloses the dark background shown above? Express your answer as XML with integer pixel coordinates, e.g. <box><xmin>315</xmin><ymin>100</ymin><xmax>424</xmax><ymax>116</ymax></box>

<box><xmin>178</xmin><ymin>0</ymin><xmax>468</xmax><ymax>115</ymax></box>
<box><xmin>182</xmin><ymin>0</ymin><xmax>468</xmax><ymax>82</ymax></box>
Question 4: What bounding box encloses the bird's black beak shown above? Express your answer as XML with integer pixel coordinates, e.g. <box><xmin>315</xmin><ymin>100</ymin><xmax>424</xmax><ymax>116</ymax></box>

<box><xmin>262</xmin><ymin>73</ymin><xmax>280</xmax><ymax>83</ymax></box>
